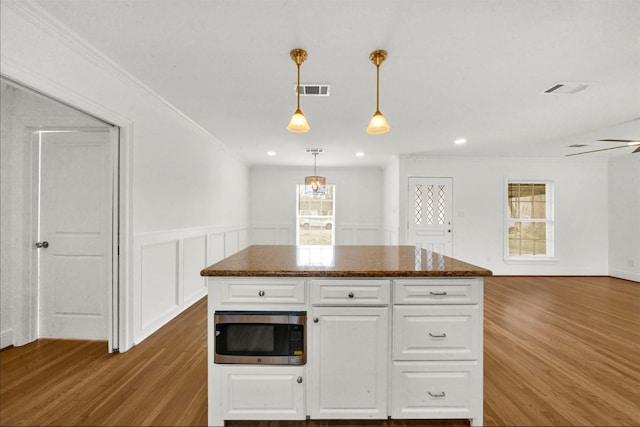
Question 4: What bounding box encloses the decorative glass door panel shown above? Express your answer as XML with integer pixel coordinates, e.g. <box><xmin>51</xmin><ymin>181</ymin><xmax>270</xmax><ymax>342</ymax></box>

<box><xmin>407</xmin><ymin>178</ymin><xmax>453</xmax><ymax>256</ymax></box>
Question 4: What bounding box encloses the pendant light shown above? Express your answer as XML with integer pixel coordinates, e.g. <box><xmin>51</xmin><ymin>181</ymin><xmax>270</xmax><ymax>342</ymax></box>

<box><xmin>287</xmin><ymin>49</ymin><xmax>310</xmax><ymax>133</ymax></box>
<box><xmin>367</xmin><ymin>50</ymin><xmax>390</xmax><ymax>134</ymax></box>
<box><xmin>304</xmin><ymin>149</ymin><xmax>326</xmax><ymax>195</ymax></box>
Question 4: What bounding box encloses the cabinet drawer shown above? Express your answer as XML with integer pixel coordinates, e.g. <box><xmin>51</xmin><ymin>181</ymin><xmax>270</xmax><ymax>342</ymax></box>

<box><xmin>394</xmin><ymin>278</ymin><xmax>482</xmax><ymax>304</ymax></box>
<box><xmin>211</xmin><ymin>278</ymin><xmax>305</xmax><ymax>305</ymax></box>
<box><xmin>393</xmin><ymin>306</ymin><xmax>480</xmax><ymax>360</ymax></box>
<box><xmin>310</xmin><ymin>280</ymin><xmax>390</xmax><ymax>306</ymax></box>
<box><xmin>391</xmin><ymin>361</ymin><xmax>481</xmax><ymax>419</ymax></box>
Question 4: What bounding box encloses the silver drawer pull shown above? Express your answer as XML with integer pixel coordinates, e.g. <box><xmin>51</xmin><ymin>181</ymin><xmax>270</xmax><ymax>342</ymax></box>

<box><xmin>428</xmin><ymin>391</ymin><xmax>446</xmax><ymax>398</ymax></box>
<box><xmin>429</xmin><ymin>291</ymin><xmax>447</xmax><ymax>296</ymax></box>
<box><xmin>429</xmin><ymin>332</ymin><xmax>447</xmax><ymax>338</ymax></box>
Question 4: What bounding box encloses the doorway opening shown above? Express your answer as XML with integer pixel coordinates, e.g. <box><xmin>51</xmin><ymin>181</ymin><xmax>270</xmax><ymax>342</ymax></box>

<box><xmin>0</xmin><ymin>77</ymin><xmax>120</xmax><ymax>352</ymax></box>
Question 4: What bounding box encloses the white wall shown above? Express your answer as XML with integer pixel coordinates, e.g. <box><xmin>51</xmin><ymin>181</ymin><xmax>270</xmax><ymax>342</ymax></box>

<box><xmin>1</xmin><ymin>1</ymin><xmax>249</xmax><ymax>350</ymax></box>
<box><xmin>399</xmin><ymin>156</ymin><xmax>610</xmax><ymax>275</ymax></box>
<box><xmin>382</xmin><ymin>156</ymin><xmax>400</xmax><ymax>244</ymax></box>
<box><xmin>250</xmin><ymin>166</ymin><xmax>384</xmax><ymax>245</ymax></box>
<box><xmin>608</xmin><ymin>155</ymin><xmax>640</xmax><ymax>282</ymax></box>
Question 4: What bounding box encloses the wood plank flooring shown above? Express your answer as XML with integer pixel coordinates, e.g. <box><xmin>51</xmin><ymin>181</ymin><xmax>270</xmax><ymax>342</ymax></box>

<box><xmin>1</xmin><ymin>276</ymin><xmax>638</xmax><ymax>426</ymax></box>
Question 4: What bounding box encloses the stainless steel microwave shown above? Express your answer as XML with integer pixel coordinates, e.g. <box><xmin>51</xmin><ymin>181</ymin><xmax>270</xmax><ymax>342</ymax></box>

<box><xmin>214</xmin><ymin>311</ymin><xmax>306</xmax><ymax>365</ymax></box>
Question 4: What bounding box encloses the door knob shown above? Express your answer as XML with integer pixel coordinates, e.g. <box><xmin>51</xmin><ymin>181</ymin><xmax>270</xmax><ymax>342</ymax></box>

<box><xmin>35</xmin><ymin>241</ymin><xmax>49</xmax><ymax>249</ymax></box>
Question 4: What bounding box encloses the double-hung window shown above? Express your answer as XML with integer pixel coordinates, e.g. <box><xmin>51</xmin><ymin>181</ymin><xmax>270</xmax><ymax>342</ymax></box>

<box><xmin>506</xmin><ymin>181</ymin><xmax>554</xmax><ymax>259</ymax></box>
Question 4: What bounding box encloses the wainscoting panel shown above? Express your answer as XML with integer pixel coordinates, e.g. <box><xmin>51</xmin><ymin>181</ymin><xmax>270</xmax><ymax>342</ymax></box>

<box><xmin>253</xmin><ymin>227</ymin><xmax>276</xmax><ymax>245</ymax></box>
<box><xmin>183</xmin><ymin>235</ymin><xmax>207</xmax><ymax>303</ymax></box>
<box><xmin>278</xmin><ymin>227</ymin><xmax>292</xmax><ymax>244</ymax></box>
<box><xmin>250</xmin><ymin>225</ymin><xmax>295</xmax><ymax>245</ymax></box>
<box><xmin>133</xmin><ymin>224</ymin><xmax>247</xmax><ymax>345</ymax></box>
<box><xmin>208</xmin><ymin>232</ymin><xmax>225</xmax><ymax>266</ymax></box>
<box><xmin>140</xmin><ymin>241</ymin><xmax>179</xmax><ymax>333</ymax></box>
<box><xmin>251</xmin><ymin>224</ymin><xmax>382</xmax><ymax>246</ymax></box>
<box><xmin>225</xmin><ymin>230</ymin><xmax>239</xmax><ymax>257</ymax></box>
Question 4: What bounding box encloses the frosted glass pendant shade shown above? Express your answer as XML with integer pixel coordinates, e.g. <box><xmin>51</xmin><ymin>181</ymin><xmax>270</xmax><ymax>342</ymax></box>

<box><xmin>287</xmin><ymin>109</ymin><xmax>310</xmax><ymax>133</ymax></box>
<box><xmin>367</xmin><ymin>110</ymin><xmax>390</xmax><ymax>134</ymax></box>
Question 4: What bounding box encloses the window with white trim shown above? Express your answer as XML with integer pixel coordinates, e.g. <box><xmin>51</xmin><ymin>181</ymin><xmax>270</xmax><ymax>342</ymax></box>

<box><xmin>506</xmin><ymin>181</ymin><xmax>554</xmax><ymax>258</ymax></box>
<box><xmin>296</xmin><ymin>184</ymin><xmax>335</xmax><ymax>245</ymax></box>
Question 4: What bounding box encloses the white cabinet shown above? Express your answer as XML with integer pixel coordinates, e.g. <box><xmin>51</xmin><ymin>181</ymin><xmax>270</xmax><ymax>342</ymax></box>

<box><xmin>309</xmin><ymin>306</ymin><xmax>389</xmax><ymax>419</ymax></box>
<box><xmin>391</xmin><ymin>277</ymin><xmax>483</xmax><ymax>426</ymax></box>
<box><xmin>216</xmin><ymin>365</ymin><xmax>306</xmax><ymax>420</ymax></box>
<box><xmin>208</xmin><ymin>275</ymin><xmax>483</xmax><ymax>426</ymax></box>
<box><xmin>308</xmin><ymin>279</ymin><xmax>390</xmax><ymax>420</ymax></box>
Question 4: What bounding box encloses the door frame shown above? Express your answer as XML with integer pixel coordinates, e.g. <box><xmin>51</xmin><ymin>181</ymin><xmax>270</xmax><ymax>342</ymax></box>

<box><xmin>2</xmin><ymin>75</ymin><xmax>134</xmax><ymax>352</ymax></box>
<box><xmin>29</xmin><ymin>126</ymin><xmax>121</xmax><ymax>351</ymax></box>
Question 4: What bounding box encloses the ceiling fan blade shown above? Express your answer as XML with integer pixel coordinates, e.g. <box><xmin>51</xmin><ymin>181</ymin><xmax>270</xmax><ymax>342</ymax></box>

<box><xmin>565</xmin><ymin>145</ymin><xmax>631</xmax><ymax>157</ymax></box>
<box><xmin>598</xmin><ymin>139</ymin><xmax>640</xmax><ymax>143</ymax></box>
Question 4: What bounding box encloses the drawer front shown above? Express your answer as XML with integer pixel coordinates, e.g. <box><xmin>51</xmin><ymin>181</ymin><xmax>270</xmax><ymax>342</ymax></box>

<box><xmin>212</xmin><ymin>278</ymin><xmax>306</xmax><ymax>305</ymax></box>
<box><xmin>393</xmin><ymin>306</ymin><xmax>480</xmax><ymax>360</ymax></box>
<box><xmin>394</xmin><ymin>278</ymin><xmax>482</xmax><ymax>305</ymax></box>
<box><xmin>391</xmin><ymin>361</ymin><xmax>481</xmax><ymax>419</ymax></box>
<box><xmin>310</xmin><ymin>280</ymin><xmax>391</xmax><ymax>306</ymax></box>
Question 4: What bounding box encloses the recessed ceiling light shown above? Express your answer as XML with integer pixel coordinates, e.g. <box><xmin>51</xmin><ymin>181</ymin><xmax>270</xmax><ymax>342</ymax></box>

<box><xmin>454</xmin><ymin>139</ymin><xmax>467</xmax><ymax>145</ymax></box>
<box><xmin>267</xmin><ymin>151</ymin><xmax>276</xmax><ymax>156</ymax></box>
<box><xmin>356</xmin><ymin>152</ymin><xmax>365</xmax><ymax>157</ymax></box>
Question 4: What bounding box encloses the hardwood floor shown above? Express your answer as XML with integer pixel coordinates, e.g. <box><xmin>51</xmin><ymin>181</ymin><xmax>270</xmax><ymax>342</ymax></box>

<box><xmin>1</xmin><ymin>276</ymin><xmax>638</xmax><ymax>426</ymax></box>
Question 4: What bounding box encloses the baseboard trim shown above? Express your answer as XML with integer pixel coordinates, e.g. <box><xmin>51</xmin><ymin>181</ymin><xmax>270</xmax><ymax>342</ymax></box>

<box><xmin>1</xmin><ymin>328</ymin><xmax>14</xmax><ymax>349</ymax></box>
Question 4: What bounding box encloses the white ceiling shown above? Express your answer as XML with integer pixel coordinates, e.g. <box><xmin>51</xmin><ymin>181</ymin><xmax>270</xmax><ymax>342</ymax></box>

<box><xmin>32</xmin><ymin>0</ymin><xmax>640</xmax><ymax>167</ymax></box>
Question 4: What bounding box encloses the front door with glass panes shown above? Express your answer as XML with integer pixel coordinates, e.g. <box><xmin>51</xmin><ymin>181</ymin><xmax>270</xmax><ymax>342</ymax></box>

<box><xmin>297</xmin><ymin>185</ymin><xmax>335</xmax><ymax>245</ymax></box>
<box><xmin>407</xmin><ymin>177</ymin><xmax>453</xmax><ymax>256</ymax></box>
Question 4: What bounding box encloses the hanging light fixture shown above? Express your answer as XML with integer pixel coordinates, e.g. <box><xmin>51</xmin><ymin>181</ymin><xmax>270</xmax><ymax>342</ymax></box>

<box><xmin>287</xmin><ymin>48</ymin><xmax>310</xmax><ymax>133</ymax></box>
<box><xmin>304</xmin><ymin>149</ymin><xmax>326</xmax><ymax>195</ymax></box>
<box><xmin>367</xmin><ymin>49</ymin><xmax>390</xmax><ymax>134</ymax></box>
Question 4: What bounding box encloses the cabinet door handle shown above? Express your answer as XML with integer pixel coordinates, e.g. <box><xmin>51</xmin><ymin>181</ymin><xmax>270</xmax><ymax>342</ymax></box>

<box><xmin>429</xmin><ymin>291</ymin><xmax>447</xmax><ymax>296</ymax></box>
<box><xmin>348</xmin><ymin>292</ymin><xmax>354</xmax><ymax>298</ymax></box>
<box><xmin>313</xmin><ymin>317</ymin><xmax>319</xmax><ymax>323</ymax></box>
<box><xmin>429</xmin><ymin>332</ymin><xmax>447</xmax><ymax>338</ymax></box>
<box><xmin>428</xmin><ymin>391</ymin><xmax>446</xmax><ymax>398</ymax></box>
<box><xmin>297</xmin><ymin>376</ymin><xmax>303</xmax><ymax>384</ymax></box>
<box><xmin>258</xmin><ymin>290</ymin><xmax>265</xmax><ymax>297</ymax></box>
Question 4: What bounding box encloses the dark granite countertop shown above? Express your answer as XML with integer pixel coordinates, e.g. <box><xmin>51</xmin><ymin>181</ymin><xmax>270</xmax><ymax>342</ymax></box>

<box><xmin>200</xmin><ymin>245</ymin><xmax>492</xmax><ymax>278</ymax></box>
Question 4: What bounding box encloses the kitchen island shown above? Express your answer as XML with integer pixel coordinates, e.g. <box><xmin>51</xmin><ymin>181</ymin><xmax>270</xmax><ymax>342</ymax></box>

<box><xmin>202</xmin><ymin>245</ymin><xmax>492</xmax><ymax>427</ymax></box>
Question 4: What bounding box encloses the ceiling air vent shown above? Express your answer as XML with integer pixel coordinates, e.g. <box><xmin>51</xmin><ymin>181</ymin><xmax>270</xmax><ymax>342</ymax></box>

<box><xmin>295</xmin><ymin>84</ymin><xmax>330</xmax><ymax>96</ymax></box>
<box><xmin>542</xmin><ymin>82</ymin><xmax>590</xmax><ymax>95</ymax></box>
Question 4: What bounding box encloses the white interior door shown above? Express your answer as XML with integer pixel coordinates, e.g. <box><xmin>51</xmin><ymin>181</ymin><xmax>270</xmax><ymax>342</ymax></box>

<box><xmin>37</xmin><ymin>129</ymin><xmax>113</xmax><ymax>340</ymax></box>
<box><xmin>407</xmin><ymin>177</ymin><xmax>453</xmax><ymax>256</ymax></box>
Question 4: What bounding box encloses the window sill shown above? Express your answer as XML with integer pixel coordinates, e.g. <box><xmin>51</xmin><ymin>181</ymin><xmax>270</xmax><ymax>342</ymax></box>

<box><xmin>503</xmin><ymin>257</ymin><xmax>558</xmax><ymax>264</ymax></box>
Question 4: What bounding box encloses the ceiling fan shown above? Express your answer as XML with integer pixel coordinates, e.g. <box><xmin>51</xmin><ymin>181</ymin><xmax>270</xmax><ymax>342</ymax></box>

<box><xmin>565</xmin><ymin>139</ymin><xmax>640</xmax><ymax>157</ymax></box>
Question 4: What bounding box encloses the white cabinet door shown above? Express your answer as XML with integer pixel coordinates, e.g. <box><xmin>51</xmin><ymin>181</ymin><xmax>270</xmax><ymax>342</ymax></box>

<box><xmin>309</xmin><ymin>307</ymin><xmax>388</xmax><ymax>419</ymax></box>
<box><xmin>218</xmin><ymin>365</ymin><xmax>306</xmax><ymax>420</ymax></box>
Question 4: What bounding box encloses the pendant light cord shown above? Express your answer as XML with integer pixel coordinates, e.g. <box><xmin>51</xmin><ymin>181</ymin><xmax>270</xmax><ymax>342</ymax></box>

<box><xmin>297</xmin><ymin>63</ymin><xmax>301</xmax><ymax>111</ymax></box>
<box><xmin>376</xmin><ymin>64</ymin><xmax>380</xmax><ymax>112</ymax></box>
